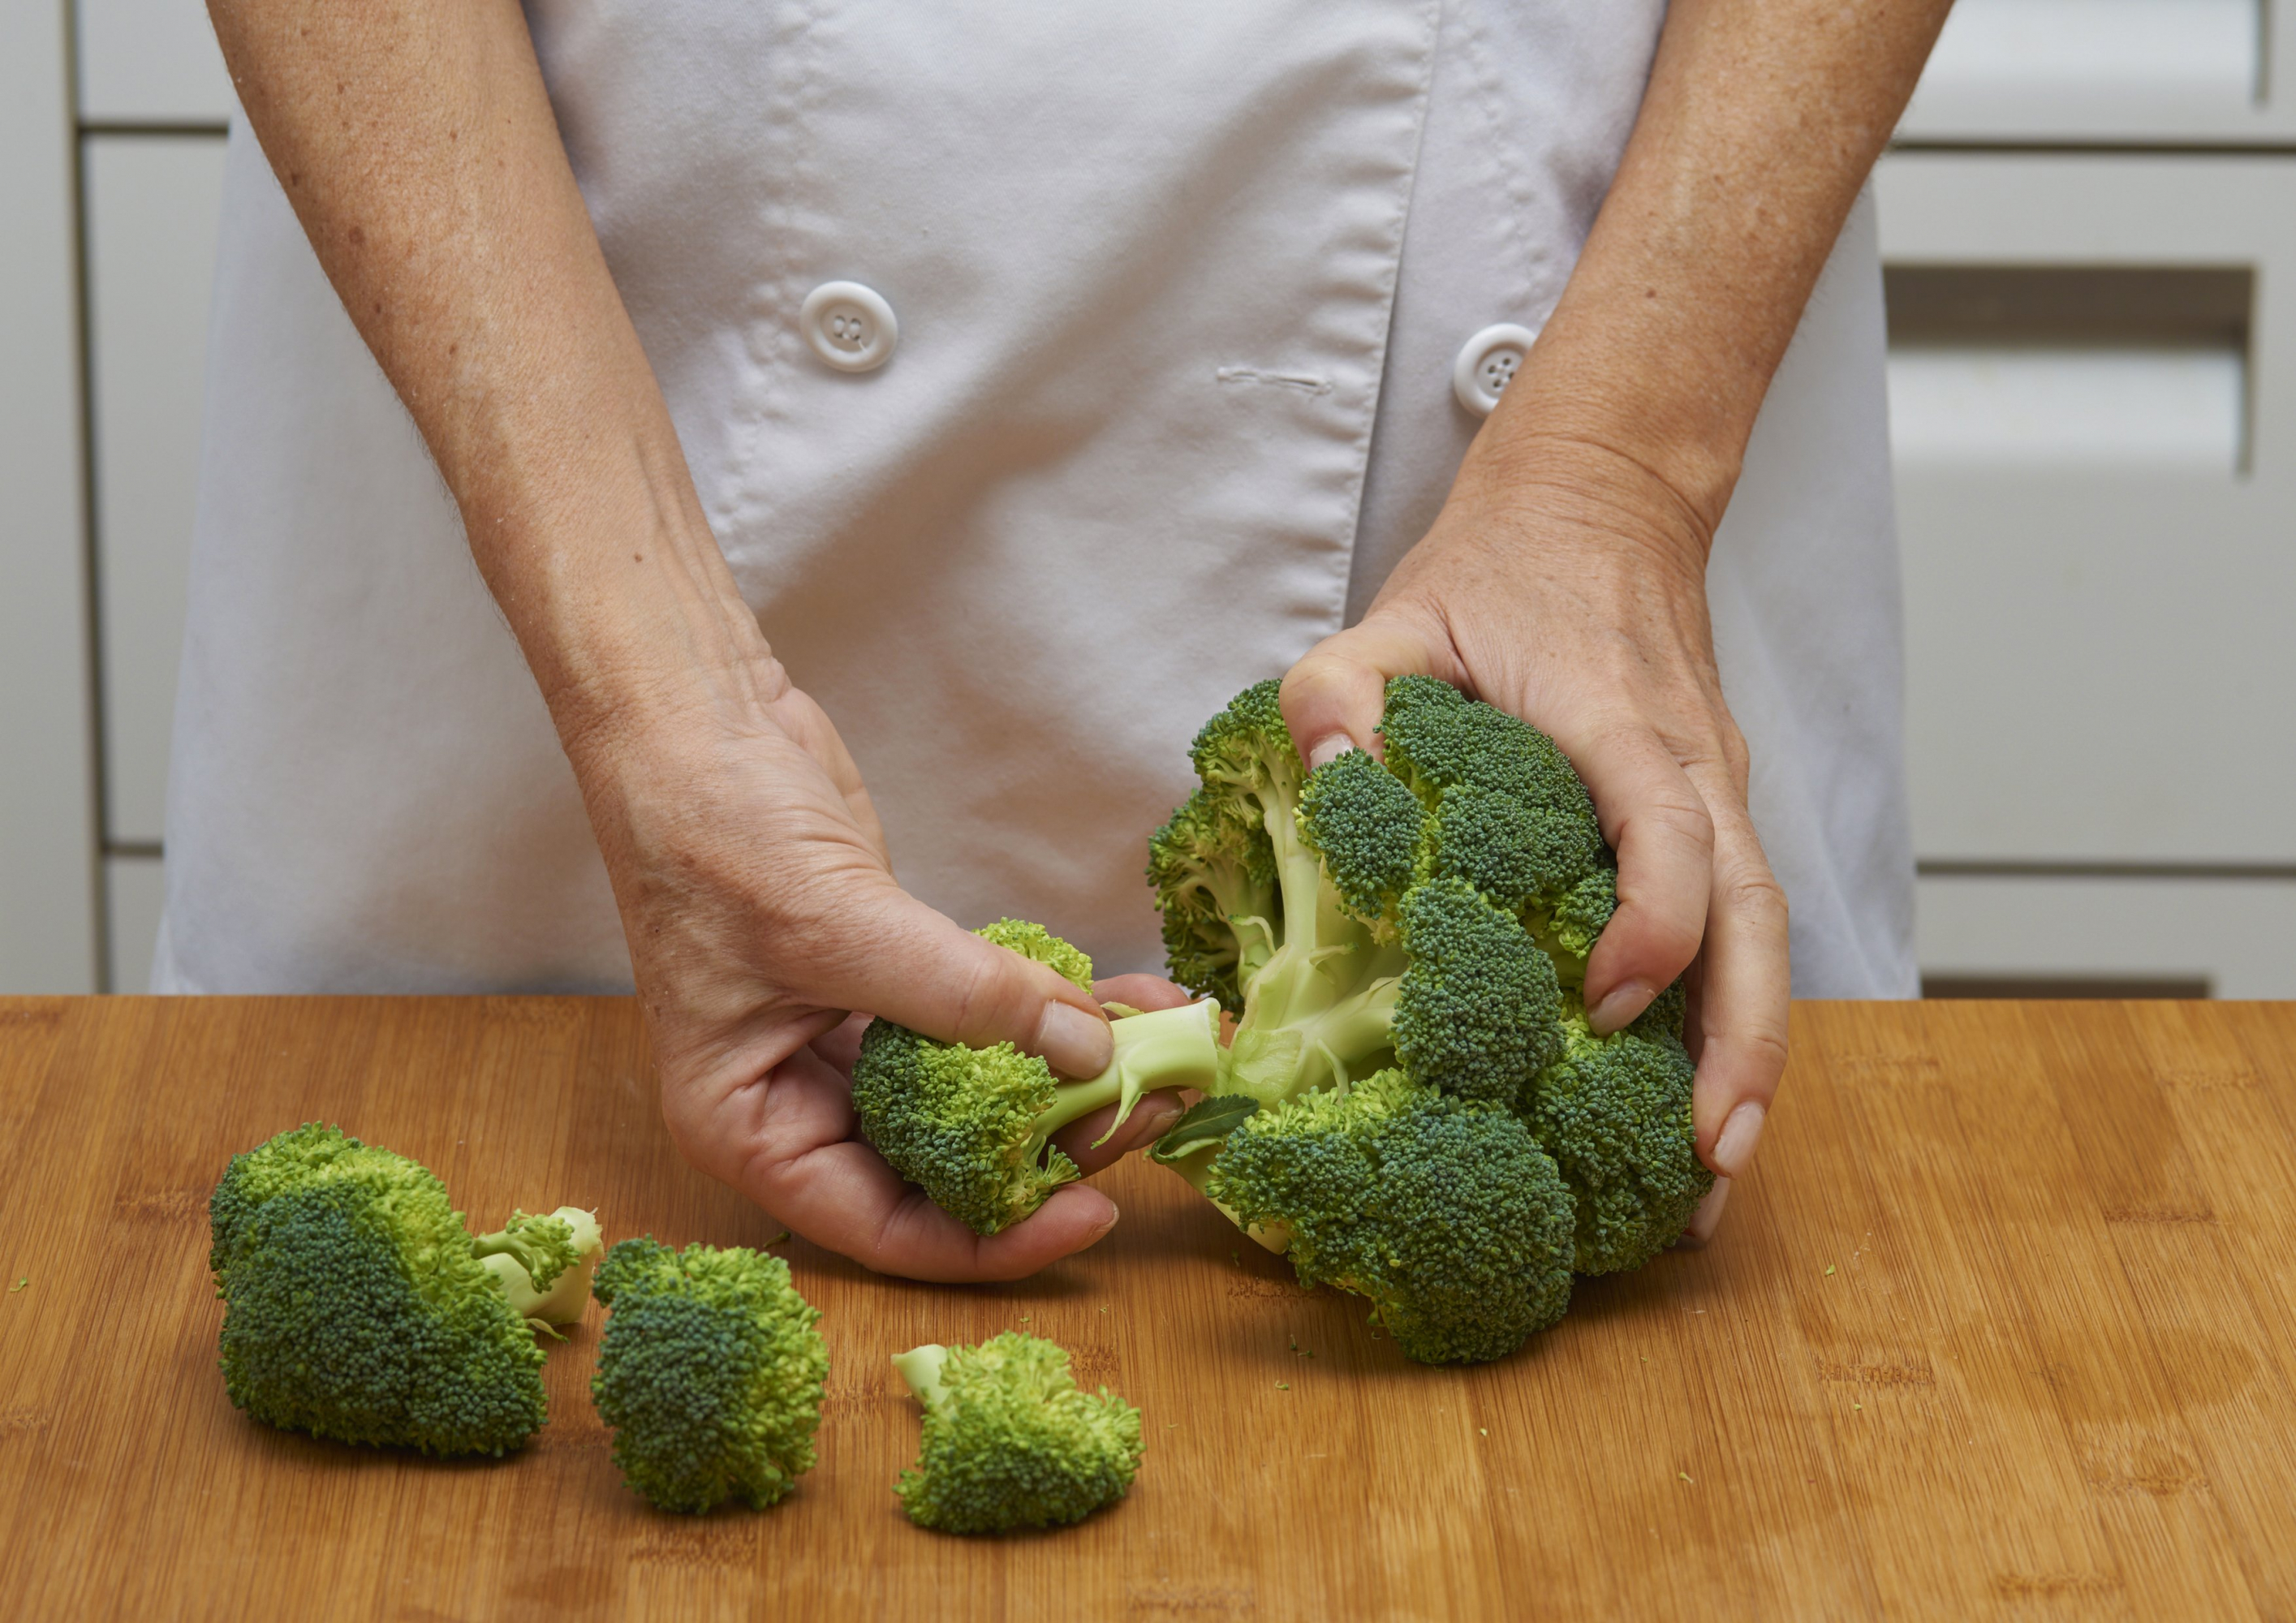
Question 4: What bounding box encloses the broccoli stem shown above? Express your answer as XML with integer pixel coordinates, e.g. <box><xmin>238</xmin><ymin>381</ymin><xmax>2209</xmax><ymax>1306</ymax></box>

<box><xmin>1082</xmin><ymin>999</ymin><xmax>1224</xmax><ymax>1146</ymax></box>
<box><xmin>892</xmin><ymin>1344</ymin><xmax>950</xmax><ymax>1408</ymax></box>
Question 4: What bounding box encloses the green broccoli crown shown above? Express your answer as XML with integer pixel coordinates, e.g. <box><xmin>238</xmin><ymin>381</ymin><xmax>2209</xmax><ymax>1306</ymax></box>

<box><xmin>1144</xmin><ymin>675</ymin><xmax>1708</xmax><ymax>1365</ymax></box>
<box><xmin>1391</xmin><ymin>876</ymin><xmax>1562</xmax><ymax>1109</ymax></box>
<box><xmin>1147</xmin><ymin>682</ymin><xmax>1299</xmax><ymax>1010</ymax></box>
<box><xmin>854</xmin><ymin>923</ymin><xmax>1222</xmax><ymax>1236</ymax></box>
<box><xmin>1207</xmin><ymin>1070</ymin><xmax>1575</xmax><ymax>1363</ymax></box>
<box><xmin>1381</xmin><ymin>674</ymin><xmax>1608</xmax><ymax>896</ymax></box>
<box><xmin>973</xmin><ymin>917</ymin><xmax>1096</xmax><ymax>992</ymax></box>
<box><xmin>893</xmin><ymin>1331</ymin><xmax>1144</xmax><ymax>1534</ymax></box>
<box><xmin>1294</xmin><ymin>744</ymin><xmax>1421</xmax><ymax>926</ymax></box>
<box><xmin>1528</xmin><ymin>1014</ymin><xmax>1712</xmax><ymax>1275</ymax></box>
<box><xmin>852</xmin><ymin>1018</ymin><xmax>1079</xmax><ymax>1236</ymax></box>
<box><xmin>206</xmin><ymin>1123</ymin><xmax>548</xmax><ymax>1457</ymax></box>
<box><xmin>588</xmin><ymin>1238</ymin><xmax>829</xmax><ymax>1513</ymax></box>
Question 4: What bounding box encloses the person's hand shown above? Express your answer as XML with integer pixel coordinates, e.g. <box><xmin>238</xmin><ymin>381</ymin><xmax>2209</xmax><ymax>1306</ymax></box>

<box><xmin>1280</xmin><ymin>436</ymin><xmax>1786</xmax><ymax>1243</ymax></box>
<box><xmin>567</xmin><ymin>648</ymin><xmax>1181</xmax><ymax>1281</ymax></box>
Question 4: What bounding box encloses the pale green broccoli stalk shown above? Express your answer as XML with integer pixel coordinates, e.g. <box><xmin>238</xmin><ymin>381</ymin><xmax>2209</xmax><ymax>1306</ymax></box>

<box><xmin>207</xmin><ymin>1124</ymin><xmax>582</xmax><ymax>1456</ymax></box>
<box><xmin>893</xmin><ymin>1331</ymin><xmax>1144</xmax><ymax>1534</ymax></box>
<box><xmin>473</xmin><ymin>1205</ymin><xmax>602</xmax><ymax>1328</ymax></box>
<box><xmin>852</xmin><ymin>920</ymin><xmax>1224</xmax><ymax>1235</ymax></box>
<box><xmin>1144</xmin><ymin>677</ymin><xmax>1713</xmax><ymax>1363</ymax></box>
<box><xmin>588</xmin><ymin>1238</ymin><xmax>829</xmax><ymax>1513</ymax></box>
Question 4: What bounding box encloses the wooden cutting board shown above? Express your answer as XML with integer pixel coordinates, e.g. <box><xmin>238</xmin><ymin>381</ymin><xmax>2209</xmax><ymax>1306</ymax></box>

<box><xmin>2</xmin><ymin>997</ymin><xmax>2294</xmax><ymax>1621</ymax></box>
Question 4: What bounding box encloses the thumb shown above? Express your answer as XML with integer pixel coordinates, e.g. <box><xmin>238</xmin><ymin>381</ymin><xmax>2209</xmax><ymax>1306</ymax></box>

<box><xmin>1280</xmin><ymin>617</ymin><xmax>1449</xmax><ymax>770</ymax></box>
<box><xmin>826</xmin><ymin>890</ymin><xmax>1114</xmax><ymax>1078</ymax></box>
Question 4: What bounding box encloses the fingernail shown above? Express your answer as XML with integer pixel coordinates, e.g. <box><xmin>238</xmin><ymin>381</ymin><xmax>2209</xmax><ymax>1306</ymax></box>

<box><xmin>1304</xmin><ymin>735</ymin><xmax>1355</xmax><ymax>771</ymax></box>
<box><xmin>1037</xmin><ymin>1001</ymin><xmax>1114</xmax><ymax>1078</ymax></box>
<box><xmin>1676</xmin><ymin>1177</ymin><xmax>1730</xmax><ymax>1248</ymax></box>
<box><xmin>1587</xmin><ymin>983</ymin><xmax>1653</xmax><ymax>1035</ymax></box>
<box><xmin>1712</xmin><ymin>1100</ymin><xmax>1767</xmax><ymax>1178</ymax></box>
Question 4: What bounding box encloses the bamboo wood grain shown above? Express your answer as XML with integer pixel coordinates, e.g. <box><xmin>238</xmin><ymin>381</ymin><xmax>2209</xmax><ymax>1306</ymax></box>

<box><xmin>2</xmin><ymin>997</ymin><xmax>2294</xmax><ymax>1620</ymax></box>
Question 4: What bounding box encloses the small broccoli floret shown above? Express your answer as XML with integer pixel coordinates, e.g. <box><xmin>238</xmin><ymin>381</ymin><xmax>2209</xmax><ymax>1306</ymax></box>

<box><xmin>973</xmin><ymin>917</ymin><xmax>1096</xmax><ymax>992</ymax></box>
<box><xmin>1295</xmin><ymin>745</ymin><xmax>1422</xmax><ymax>928</ymax></box>
<box><xmin>1390</xmin><ymin>876</ymin><xmax>1562</xmax><ymax>1109</ymax></box>
<box><xmin>1528</xmin><ymin>1017</ymin><xmax>1710</xmax><ymax>1274</ymax></box>
<box><xmin>207</xmin><ymin>1123</ymin><xmax>580</xmax><ymax>1456</ymax></box>
<box><xmin>1206</xmin><ymin>1070</ymin><xmax>1574</xmax><ymax>1363</ymax></box>
<box><xmin>588</xmin><ymin>1238</ymin><xmax>828</xmax><ymax>1513</ymax></box>
<box><xmin>892</xmin><ymin>1332</ymin><xmax>1144</xmax><ymax>1534</ymax></box>
<box><xmin>853</xmin><ymin>923</ymin><xmax>1222</xmax><ymax>1235</ymax></box>
<box><xmin>473</xmin><ymin>1205</ymin><xmax>602</xmax><ymax>1328</ymax></box>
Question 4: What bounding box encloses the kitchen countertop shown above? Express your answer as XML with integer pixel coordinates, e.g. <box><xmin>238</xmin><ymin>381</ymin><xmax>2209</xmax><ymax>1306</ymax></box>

<box><xmin>3</xmin><ymin>996</ymin><xmax>2293</xmax><ymax>1621</ymax></box>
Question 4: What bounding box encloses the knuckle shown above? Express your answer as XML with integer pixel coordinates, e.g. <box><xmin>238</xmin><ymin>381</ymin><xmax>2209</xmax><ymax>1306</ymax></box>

<box><xmin>1720</xmin><ymin>867</ymin><xmax>1790</xmax><ymax>933</ymax></box>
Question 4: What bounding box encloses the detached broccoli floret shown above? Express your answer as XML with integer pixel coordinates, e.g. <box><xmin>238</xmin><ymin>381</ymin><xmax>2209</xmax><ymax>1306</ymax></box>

<box><xmin>473</xmin><ymin>1205</ymin><xmax>602</xmax><ymax>1328</ymax></box>
<box><xmin>892</xmin><ymin>1331</ymin><xmax>1144</xmax><ymax>1534</ymax></box>
<box><xmin>1204</xmin><ymin>1070</ymin><xmax>1574</xmax><ymax>1363</ymax></box>
<box><xmin>207</xmin><ymin>1124</ymin><xmax>584</xmax><ymax>1456</ymax></box>
<box><xmin>853</xmin><ymin>921</ymin><xmax>1223</xmax><ymax>1235</ymax></box>
<box><xmin>588</xmin><ymin>1238</ymin><xmax>829</xmax><ymax>1513</ymax></box>
<box><xmin>1145</xmin><ymin>676</ymin><xmax>1714</xmax><ymax>1363</ymax></box>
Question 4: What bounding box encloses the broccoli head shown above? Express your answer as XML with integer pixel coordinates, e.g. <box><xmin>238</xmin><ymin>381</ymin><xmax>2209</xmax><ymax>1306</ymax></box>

<box><xmin>852</xmin><ymin>920</ymin><xmax>1224</xmax><ymax>1235</ymax></box>
<box><xmin>588</xmin><ymin>1238</ymin><xmax>829</xmax><ymax>1513</ymax></box>
<box><xmin>1144</xmin><ymin>677</ymin><xmax>1715</xmax><ymax>1363</ymax></box>
<box><xmin>892</xmin><ymin>1331</ymin><xmax>1144</xmax><ymax>1534</ymax></box>
<box><xmin>207</xmin><ymin>1123</ymin><xmax>585</xmax><ymax>1456</ymax></box>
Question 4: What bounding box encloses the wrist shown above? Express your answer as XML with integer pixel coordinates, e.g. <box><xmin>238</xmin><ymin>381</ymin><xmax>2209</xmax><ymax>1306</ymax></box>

<box><xmin>1447</xmin><ymin>424</ymin><xmax>1721</xmax><ymax>583</ymax></box>
<box><xmin>476</xmin><ymin>499</ymin><xmax>774</xmax><ymax>775</ymax></box>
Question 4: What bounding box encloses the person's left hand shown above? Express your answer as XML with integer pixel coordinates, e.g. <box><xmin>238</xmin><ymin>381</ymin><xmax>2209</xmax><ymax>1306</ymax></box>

<box><xmin>1280</xmin><ymin>436</ymin><xmax>1788</xmax><ymax>1246</ymax></box>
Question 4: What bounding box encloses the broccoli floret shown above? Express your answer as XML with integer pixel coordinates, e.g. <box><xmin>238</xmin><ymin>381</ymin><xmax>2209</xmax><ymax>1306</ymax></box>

<box><xmin>473</xmin><ymin>1205</ymin><xmax>603</xmax><ymax>1328</ymax></box>
<box><xmin>892</xmin><ymin>1331</ymin><xmax>1144</xmax><ymax>1534</ymax></box>
<box><xmin>588</xmin><ymin>1238</ymin><xmax>829</xmax><ymax>1513</ymax></box>
<box><xmin>1391</xmin><ymin>876</ymin><xmax>1562</xmax><ymax>1108</ymax></box>
<box><xmin>1527</xmin><ymin>1014</ymin><xmax>1708</xmax><ymax>1274</ymax></box>
<box><xmin>853</xmin><ymin>922</ymin><xmax>1224</xmax><ymax>1235</ymax></box>
<box><xmin>207</xmin><ymin>1123</ymin><xmax>585</xmax><ymax>1456</ymax></box>
<box><xmin>1144</xmin><ymin>676</ymin><xmax>1714</xmax><ymax>1363</ymax></box>
<box><xmin>1205</xmin><ymin>1070</ymin><xmax>1574</xmax><ymax>1363</ymax></box>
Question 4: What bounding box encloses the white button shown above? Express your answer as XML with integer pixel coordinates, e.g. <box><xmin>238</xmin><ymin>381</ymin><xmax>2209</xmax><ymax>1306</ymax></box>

<box><xmin>1452</xmin><ymin>322</ymin><xmax>1540</xmax><ymax>417</ymax></box>
<box><xmin>800</xmin><ymin>281</ymin><xmax>898</xmax><ymax>373</ymax></box>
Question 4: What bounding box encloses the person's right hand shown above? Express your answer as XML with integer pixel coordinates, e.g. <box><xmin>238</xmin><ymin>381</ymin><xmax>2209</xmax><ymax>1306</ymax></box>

<box><xmin>565</xmin><ymin>642</ymin><xmax>1139</xmax><ymax>1282</ymax></box>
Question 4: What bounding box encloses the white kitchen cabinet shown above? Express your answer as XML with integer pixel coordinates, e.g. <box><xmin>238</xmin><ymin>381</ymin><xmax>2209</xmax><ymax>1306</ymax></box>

<box><xmin>75</xmin><ymin>0</ymin><xmax>234</xmax><ymax>127</ymax></box>
<box><xmin>104</xmin><ymin>854</ymin><xmax>166</xmax><ymax>994</ymax></box>
<box><xmin>1</xmin><ymin>0</ymin><xmax>100</xmax><ymax>994</ymax></box>
<box><xmin>1879</xmin><ymin>155</ymin><xmax>2296</xmax><ymax>865</ymax></box>
<box><xmin>1919</xmin><ymin>873</ymin><xmax>2296</xmax><ymax>998</ymax></box>
<box><xmin>1901</xmin><ymin>0</ymin><xmax>2296</xmax><ymax>144</ymax></box>
<box><xmin>87</xmin><ymin>136</ymin><xmax>228</xmax><ymax>850</ymax></box>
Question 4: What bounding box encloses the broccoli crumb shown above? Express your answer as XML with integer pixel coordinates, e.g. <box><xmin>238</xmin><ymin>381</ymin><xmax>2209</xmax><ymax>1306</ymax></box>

<box><xmin>1679</xmin><ymin>1472</ymin><xmax>1693</xmax><ymax>1484</ymax></box>
<box><xmin>1824</xmin><ymin>1264</ymin><xmax>1836</xmax><ymax>1276</ymax></box>
<box><xmin>8</xmin><ymin>1276</ymin><xmax>25</xmax><ymax>1294</ymax></box>
<box><xmin>1275</xmin><ymin>1381</ymin><xmax>1290</xmax><ymax>1390</ymax></box>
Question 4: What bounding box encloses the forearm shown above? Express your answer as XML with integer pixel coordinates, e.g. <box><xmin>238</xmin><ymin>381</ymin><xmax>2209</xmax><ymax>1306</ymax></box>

<box><xmin>207</xmin><ymin>0</ymin><xmax>764</xmax><ymax>752</ymax></box>
<box><xmin>1471</xmin><ymin>0</ymin><xmax>1954</xmax><ymax>542</ymax></box>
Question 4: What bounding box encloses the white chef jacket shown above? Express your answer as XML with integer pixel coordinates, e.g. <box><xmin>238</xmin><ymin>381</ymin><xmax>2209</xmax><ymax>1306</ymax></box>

<box><xmin>155</xmin><ymin>0</ymin><xmax>1919</xmax><ymax>999</ymax></box>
